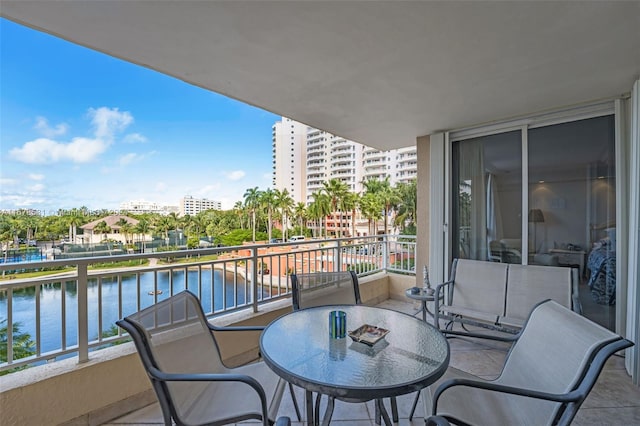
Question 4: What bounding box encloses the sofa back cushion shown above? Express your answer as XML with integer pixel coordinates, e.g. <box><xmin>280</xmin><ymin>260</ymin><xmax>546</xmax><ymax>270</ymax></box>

<box><xmin>505</xmin><ymin>264</ymin><xmax>572</xmax><ymax>322</ymax></box>
<box><xmin>451</xmin><ymin>259</ymin><xmax>509</xmax><ymax>316</ymax></box>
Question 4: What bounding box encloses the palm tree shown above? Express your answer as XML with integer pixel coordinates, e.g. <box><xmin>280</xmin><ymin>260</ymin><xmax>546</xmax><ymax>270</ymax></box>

<box><xmin>233</xmin><ymin>201</ymin><xmax>246</xmax><ymax>230</ymax></box>
<box><xmin>394</xmin><ymin>180</ymin><xmax>417</xmax><ymax>233</ymax></box>
<box><xmin>0</xmin><ymin>320</ymin><xmax>35</xmax><ymax>367</ymax></box>
<box><xmin>309</xmin><ymin>191</ymin><xmax>331</xmax><ymax>238</ymax></box>
<box><xmin>359</xmin><ymin>193</ymin><xmax>383</xmax><ymax>236</ymax></box>
<box><xmin>120</xmin><ymin>222</ymin><xmax>134</xmax><ymax>246</ymax></box>
<box><xmin>275</xmin><ymin>189</ymin><xmax>294</xmax><ymax>241</ymax></box>
<box><xmin>65</xmin><ymin>208</ymin><xmax>85</xmax><ymax>244</ymax></box>
<box><xmin>20</xmin><ymin>213</ymin><xmax>38</xmax><ymax>244</ymax></box>
<box><xmin>134</xmin><ymin>219</ymin><xmax>152</xmax><ymax>253</ymax></box>
<box><xmin>293</xmin><ymin>202</ymin><xmax>307</xmax><ymax>233</ymax></box>
<box><xmin>190</xmin><ymin>215</ymin><xmax>206</xmax><ymax>239</ymax></box>
<box><xmin>154</xmin><ymin>216</ymin><xmax>173</xmax><ymax>246</ymax></box>
<box><xmin>322</xmin><ymin>179</ymin><xmax>349</xmax><ymax>237</ymax></box>
<box><xmin>114</xmin><ymin>218</ymin><xmax>130</xmax><ymax>245</ymax></box>
<box><xmin>0</xmin><ymin>215</ymin><xmax>19</xmax><ymax>268</ymax></box>
<box><xmin>168</xmin><ymin>212</ymin><xmax>181</xmax><ymax>245</ymax></box>
<box><xmin>362</xmin><ymin>176</ymin><xmax>399</xmax><ymax>235</ymax></box>
<box><xmin>41</xmin><ymin>215</ymin><xmax>66</xmax><ymax>249</ymax></box>
<box><xmin>260</xmin><ymin>189</ymin><xmax>277</xmax><ymax>242</ymax></box>
<box><xmin>243</xmin><ymin>187</ymin><xmax>262</xmax><ymax>242</ymax></box>
<box><xmin>377</xmin><ymin>177</ymin><xmax>401</xmax><ymax>235</ymax></box>
<box><xmin>340</xmin><ymin>192</ymin><xmax>358</xmax><ymax>238</ymax></box>
<box><xmin>93</xmin><ymin>220</ymin><xmax>112</xmax><ymax>255</ymax></box>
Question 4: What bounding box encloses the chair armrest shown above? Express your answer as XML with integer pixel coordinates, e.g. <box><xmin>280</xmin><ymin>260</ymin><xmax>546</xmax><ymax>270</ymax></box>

<box><xmin>149</xmin><ymin>366</ymin><xmax>264</xmax><ymax>389</ymax></box>
<box><xmin>426</xmin><ymin>416</ymin><xmax>451</xmax><ymax>426</ymax></box>
<box><xmin>208</xmin><ymin>323</ymin><xmax>266</xmax><ymax>332</ymax></box>
<box><xmin>433</xmin><ymin>280</ymin><xmax>453</xmax><ymax>331</ymax></box>
<box><xmin>439</xmin><ymin>329</ymin><xmax>519</xmax><ymax>342</ymax></box>
<box><xmin>148</xmin><ymin>366</ymin><xmax>272</xmax><ymax>423</ymax></box>
<box><xmin>275</xmin><ymin>417</ymin><xmax>291</xmax><ymax>426</ymax></box>
<box><xmin>432</xmin><ymin>378</ymin><xmax>582</xmax><ymax>415</ymax></box>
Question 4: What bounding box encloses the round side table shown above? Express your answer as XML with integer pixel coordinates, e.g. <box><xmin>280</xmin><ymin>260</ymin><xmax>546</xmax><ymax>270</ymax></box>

<box><xmin>405</xmin><ymin>288</ymin><xmax>441</xmax><ymax>323</ymax></box>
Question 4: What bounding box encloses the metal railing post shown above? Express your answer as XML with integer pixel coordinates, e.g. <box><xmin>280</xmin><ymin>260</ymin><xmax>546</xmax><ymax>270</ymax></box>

<box><xmin>252</xmin><ymin>247</ymin><xmax>259</xmax><ymax>313</ymax></box>
<box><xmin>336</xmin><ymin>239</ymin><xmax>342</xmax><ymax>272</ymax></box>
<box><xmin>383</xmin><ymin>235</ymin><xmax>389</xmax><ymax>272</ymax></box>
<box><xmin>77</xmin><ymin>262</ymin><xmax>89</xmax><ymax>363</ymax></box>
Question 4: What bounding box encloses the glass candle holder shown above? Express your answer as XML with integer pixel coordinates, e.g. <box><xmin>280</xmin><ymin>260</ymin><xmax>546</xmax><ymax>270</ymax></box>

<box><xmin>329</xmin><ymin>310</ymin><xmax>347</xmax><ymax>339</ymax></box>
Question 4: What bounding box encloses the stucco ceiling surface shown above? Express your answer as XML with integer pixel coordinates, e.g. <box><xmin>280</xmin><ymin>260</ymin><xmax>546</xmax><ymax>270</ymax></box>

<box><xmin>2</xmin><ymin>1</ymin><xmax>639</xmax><ymax>149</ymax></box>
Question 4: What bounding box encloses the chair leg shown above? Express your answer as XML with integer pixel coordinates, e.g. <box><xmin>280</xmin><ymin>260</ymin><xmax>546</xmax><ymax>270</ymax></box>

<box><xmin>374</xmin><ymin>399</ymin><xmax>393</xmax><ymax>426</ymax></box>
<box><xmin>408</xmin><ymin>391</ymin><xmax>420</xmax><ymax>421</ymax></box>
<box><xmin>390</xmin><ymin>397</ymin><xmax>398</xmax><ymax>423</ymax></box>
<box><xmin>321</xmin><ymin>397</ymin><xmax>335</xmax><ymax>426</ymax></box>
<box><xmin>305</xmin><ymin>390</ymin><xmax>314</xmax><ymax>426</ymax></box>
<box><xmin>288</xmin><ymin>383</ymin><xmax>302</xmax><ymax>421</ymax></box>
<box><xmin>314</xmin><ymin>393</ymin><xmax>323</xmax><ymax>426</ymax></box>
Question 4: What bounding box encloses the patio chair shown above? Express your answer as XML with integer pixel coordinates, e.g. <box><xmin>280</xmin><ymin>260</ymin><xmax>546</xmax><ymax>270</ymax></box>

<box><xmin>421</xmin><ymin>299</ymin><xmax>633</xmax><ymax>425</ymax></box>
<box><xmin>291</xmin><ymin>271</ymin><xmax>398</xmax><ymax>424</ymax></box>
<box><xmin>291</xmin><ymin>270</ymin><xmax>361</xmax><ymax>309</ymax></box>
<box><xmin>116</xmin><ymin>290</ymin><xmax>290</xmax><ymax>426</ymax></box>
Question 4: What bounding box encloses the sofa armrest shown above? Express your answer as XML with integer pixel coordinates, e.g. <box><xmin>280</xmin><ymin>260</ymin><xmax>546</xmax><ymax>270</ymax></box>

<box><xmin>571</xmin><ymin>267</ymin><xmax>583</xmax><ymax>314</ymax></box>
<box><xmin>433</xmin><ymin>280</ymin><xmax>454</xmax><ymax>330</ymax></box>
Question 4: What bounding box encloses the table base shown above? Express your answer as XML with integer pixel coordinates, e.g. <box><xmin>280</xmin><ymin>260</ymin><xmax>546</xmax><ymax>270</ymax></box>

<box><xmin>305</xmin><ymin>390</ymin><xmax>398</xmax><ymax>426</ymax></box>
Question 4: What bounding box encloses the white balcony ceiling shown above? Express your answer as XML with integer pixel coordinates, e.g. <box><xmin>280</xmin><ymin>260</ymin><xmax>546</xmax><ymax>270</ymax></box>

<box><xmin>2</xmin><ymin>1</ymin><xmax>639</xmax><ymax>150</ymax></box>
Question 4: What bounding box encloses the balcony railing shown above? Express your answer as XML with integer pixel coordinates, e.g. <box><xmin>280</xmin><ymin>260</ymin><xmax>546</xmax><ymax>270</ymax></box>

<box><xmin>0</xmin><ymin>235</ymin><xmax>415</xmax><ymax>373</ymax></box>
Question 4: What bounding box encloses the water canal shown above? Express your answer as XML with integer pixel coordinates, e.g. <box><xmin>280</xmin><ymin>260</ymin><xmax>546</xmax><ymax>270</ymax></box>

<box><xmin>0</xmin><ymin>268</ymin><xmax>258</xmax><ymax>357</ymax></box>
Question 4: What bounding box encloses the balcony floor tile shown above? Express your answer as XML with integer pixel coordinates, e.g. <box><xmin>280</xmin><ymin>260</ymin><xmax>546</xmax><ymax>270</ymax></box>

<box><xmin>105</xmin><ymin>300</ymin><xmax>640</xmax><ymax>425</ymax></box>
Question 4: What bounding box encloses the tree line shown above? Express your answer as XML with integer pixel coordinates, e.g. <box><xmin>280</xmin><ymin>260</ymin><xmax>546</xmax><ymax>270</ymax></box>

<box><xmin>0</xmin><ymin>177</ymin><xmax>416</xmax><ymax>250</ymax></box>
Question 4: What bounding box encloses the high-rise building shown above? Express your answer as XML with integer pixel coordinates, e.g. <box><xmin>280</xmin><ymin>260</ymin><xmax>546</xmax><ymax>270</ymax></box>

<box><xmin>273</xmin><ymin>117</ymin><xmax>417</xmax><ymax>205</ymax></box>
<box><xmin>272</xmin><ymin>118</ymin><xmax>307</xmax><ymax>202</ymax></box>
<box><xmin>180</xmin><ymin>196</ymin><xmax>221</xmax><ymax>216</ymax></box>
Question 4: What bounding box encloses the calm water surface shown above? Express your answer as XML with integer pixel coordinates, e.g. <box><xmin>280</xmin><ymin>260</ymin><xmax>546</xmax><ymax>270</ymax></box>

<box><xmin>0</xmin><ymin>268</ymin><xmax>257</xmax><ymax>356</ymax></box>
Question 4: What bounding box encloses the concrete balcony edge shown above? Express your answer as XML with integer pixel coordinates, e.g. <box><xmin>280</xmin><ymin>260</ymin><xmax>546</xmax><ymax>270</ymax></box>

<box><xmin>0</xmin><ymin>272</ymin><xmax>417</xmax><ymax>426</ymax></box>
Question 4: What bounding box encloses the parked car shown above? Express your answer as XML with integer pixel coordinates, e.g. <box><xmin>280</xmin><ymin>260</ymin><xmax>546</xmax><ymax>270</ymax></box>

<box><xmin>289</xmin><ymin>235</ymin><xmax>305</xmax><ymax>242</ymax></box>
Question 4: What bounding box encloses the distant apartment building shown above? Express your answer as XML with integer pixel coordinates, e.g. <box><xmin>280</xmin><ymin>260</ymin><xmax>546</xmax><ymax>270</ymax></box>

<box><xmin>272</xmin><ymin>118</ymin><xmax>307</xmax><ymax>202</ymax></box>
<box><xmin>305</xmin><ymin>128</ymin><xmax>364</xmax><ymax>203</ymax></box>
<box><xmin>272</xmin><ymin>117</ymin><xmax>417</xmax><ymax>205</ymax></box>
<box><xmin>180</xmin><ymin>196</ymin><xmax>221</xmax><ymax>216</ymax></box>
<box><xmin>119</xmin><ymin>200</ymin><xmax>179</xmax><ymax>215</ymax></box>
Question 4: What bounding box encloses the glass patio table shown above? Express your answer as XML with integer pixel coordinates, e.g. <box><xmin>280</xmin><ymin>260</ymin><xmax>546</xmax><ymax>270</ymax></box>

<box><xmin>260</xmin><ymin>305</ymin><xmax>450</xmax><ymax>425</ymax></box>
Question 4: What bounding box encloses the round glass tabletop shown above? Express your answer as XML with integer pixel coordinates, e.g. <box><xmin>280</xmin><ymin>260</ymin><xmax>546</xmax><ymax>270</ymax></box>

<box><xmin>260</xmin><ymin>305</ymin><xmax>450</xmax><ymax>401</ymax></box>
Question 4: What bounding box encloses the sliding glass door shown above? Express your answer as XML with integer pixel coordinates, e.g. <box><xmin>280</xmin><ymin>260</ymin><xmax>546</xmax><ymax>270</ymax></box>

<box><xmin>528</xmin><ymin>116</ymin><xmax>616</xmax><ymax>329</ymax></box>
<box><xmin>450</xmin><ymin>115</ymin><xmax>616</xmax><ymax>329</ymax></box>
<box><xmin>452</xmin><ymin>130</ymin><xmax>522</xmax><ymax>264</ymax></box>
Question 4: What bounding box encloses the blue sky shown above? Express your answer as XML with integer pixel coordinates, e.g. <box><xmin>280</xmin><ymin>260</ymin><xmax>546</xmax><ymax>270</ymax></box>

<box><xmin>1</xmin><ymin>18</ymin><xmax>279</xmax><ymax>213</ymax></box>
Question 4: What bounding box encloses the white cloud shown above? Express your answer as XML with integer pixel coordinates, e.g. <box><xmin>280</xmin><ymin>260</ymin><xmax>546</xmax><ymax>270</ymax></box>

<box><xmin>34</xmin><ymin>116</ymin><xmax>68</xmax><ymax>138</ymax></box>
<box><xmin>28</xmin><ymin>174</ymin><xmax>45</xmax><ymax>181</ymax></box>
<box><xmin>88</xmin><ymin>107</ymin><xmax>133</xmax><ymax>140</ymax></box>
<box><xmin>197</xmin><ymin>184</ymin><xmax>222</xmax><ymax>196</ymax></box>
<box><xmin>27</xmin><ymin>183</ymin><xmax>45</xmax><ymax>192</ymax></box>
<box><xmin>118</xmin><ymin>153</ymin><xmax>138</xmax><ymax>166</ymax></box>
<box><xmin>118</xmin><ymin>151</ymin><xmax>156</xmax><ymax>166</ymax></box>
<box><xmin>0</xmin><ymin>178</ymin><xmax>17</xmax><ymax>186</ymax></box>
<box><xmin>10</xmin><ymin>107</ymin><xmax>141</xmax><ymax>165</ymax></box>
<box><xmin>0</xmin><ymin>193</ymin><xmax>46</xmax><ymax>207</ymax></box>
<box><xmin>10</xmin><ymin>137</ymin><xmax>110</xmax><ymax>164</ymax></box>
<box><xmin>155</xmin><ymin>182</ymin><xmax>167</xmax><ymax>192</ymax></box>
<box><xmin>224</xmin><ymin>170</ymin><xmax>246</xmax><ymax>181</ymax></box>
<box><xmin>123</xmin><ymin>133</ymin><xmax>147</xmax><ymax>144</ymax></box>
